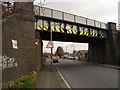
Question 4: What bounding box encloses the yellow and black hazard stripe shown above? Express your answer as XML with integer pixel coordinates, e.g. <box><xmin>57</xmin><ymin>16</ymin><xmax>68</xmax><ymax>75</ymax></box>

<box><xmin>66</xmin><ymin>30</ymin><xmax>71</xmax><ymax>34</ymax></box>
<box><xmin>37</xmin><ymin>26</ymin><xmax>100</xmax><ymax>37</ymax></box>
<box><xmin>60</xmin><ymin>28</ymin><xmax>65</xmax><ymax>33</ymax></box>
<box><xmin>66</xmin><ymin>30</ymin><xmax>78</xmax><ymax>35</ymax></box>
<box><xmin>67</xmin><ymin>30</ymin><xmax>73</xmax><ymax>34</ymax></box>
<box><xmin>37</xmin><ymin>25</ymin><xmax>42</xmax><ymax>30</ymax></box>
<box><xmin>37</xmin><ymin>25</ymin><xmax>48</xmax><ymax>31</ymax></box>
<box><xmin>55</xmin><ymin>27</ymin><xmax>61</xmax><ymax>32</ymax></box>
<box><xmin>72</xmin><ymin>30</ymin><xmax>78</xmax><ymax>34</ymax></box>
<box><xmin>90</xmin><ymin>32</ymin><xmax>93</xmax><ymax>36</ymax></box>
<box><xmin>93</xmin><ymin>33</ymin><xmax>95</xmax><ymax>36</ymax></box>
<box><xmin>55</xmin><ymin>27</ymin><xmax>65</xmax><ymax>33</ymax></box>
<box><xmin>83</xmin><ymin>32</ymin><xmax>89</xmax><ymax>36</ymax></box>
<box><xmin>84</xmin><ymin>32</ymin><xmax>87</xmax><ymax>35</ymax></box>
<box><xmin>51</xmin><ymin>27</ymin><xmax>65</xmax><ymax>33</ymax></box>
<box><xmin>99</xmin><ymin>34</ymin><xmax>104</xmax><ymax>38</ymax></box>
<box><xmin>37</xmin><ymin>26</ymin><xmax>42</xmax><ymax>30</ymax></box>
<box><xmin>43</xmin><ymin>26</ymin><xmax>48</xmax><ymax>31</ymax></box>
<box><xmin>90</xmin><ymin>33</ymin><xmax>99</xmax><ymax>37</ymax></box>
<box><xmin>51</xmin><ymin>27</ymin><xmax>55</xmax><ymax>32</ymax></box>
<box><xmin>102</xmin><ymin>35</ymin><xmax>104</xmax><ymax>38</ymax></box>
<box><xmin>80</xmin><ymin>31</ymin><xmax>84</xmax><ymax>35</ymax></box>
<box><xmin>86</xmin><ymin>32</ymin><xmax>89</xmax><ymax>36</ymax></box>
<box><xmin>90</xmin><ymin>33</ymin><xmax>95</xmax><ymax>37</ymax></box>
<box><xmin>94</xmin><ymin>33</ymin><xmax>98</xmax><ymax>37</ymax></box>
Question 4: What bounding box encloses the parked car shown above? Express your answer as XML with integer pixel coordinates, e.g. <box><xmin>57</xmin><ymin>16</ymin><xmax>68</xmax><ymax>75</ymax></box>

<box><xmin>63</xmin><ymin>55</ymin><xmax>69</xmax><ymax>59</ymax></box>
<box><xmin>68</xmin><ymin>56</ymin><xmax>74</xmax><ymax>60</ymax></box>
<box><xmin>74</xmin><ymin>56</ymin><xmax>78</xmax><ymax>60</ymax></box>
<box><xmin>52</xmin><ymin>57</ymin><xmax>58</xmax><ymax>63</ymax></box>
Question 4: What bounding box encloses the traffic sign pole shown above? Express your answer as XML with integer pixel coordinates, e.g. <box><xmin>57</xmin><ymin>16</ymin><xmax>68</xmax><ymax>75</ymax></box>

<box><xmin>50</xmin><ymin>26</ymin><xmax>53</xmax><ymax>71</ymax></box>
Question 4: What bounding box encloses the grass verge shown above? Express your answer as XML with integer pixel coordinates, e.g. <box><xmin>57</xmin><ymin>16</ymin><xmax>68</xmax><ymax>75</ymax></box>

<box><xmin>2</xmin><ymin>71</ymin><xmax>37</xmax><ymax>89</ymax></box>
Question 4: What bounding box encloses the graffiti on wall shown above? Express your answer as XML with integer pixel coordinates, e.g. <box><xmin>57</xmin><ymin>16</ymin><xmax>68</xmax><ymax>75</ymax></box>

<box><xmin>0</xmin><ymin>56</ymin><xmax>18</xmax><ymax>70</ymax></box>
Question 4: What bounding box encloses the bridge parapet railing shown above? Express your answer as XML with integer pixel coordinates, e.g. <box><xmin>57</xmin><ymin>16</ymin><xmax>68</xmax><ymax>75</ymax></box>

<box><xmin>34</xmin><ymin>5</ymin><xmax>107</xmax><ymax>30</ymax></box>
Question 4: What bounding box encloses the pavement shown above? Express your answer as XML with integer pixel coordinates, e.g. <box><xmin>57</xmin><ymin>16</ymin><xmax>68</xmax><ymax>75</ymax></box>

<box><xmin>36</xmin><ymin>59</ymin><xmax>62</xmax><ymax>88</ymax></box>
<box><xmin>99</xmin><ymin>64</ymin><xmax>120</xmax><ymax>70</ymax></box>
<box><xmin>64</xmin><ymin>59</ymin><xmax>120</xmax><ymax>70</ymax></box>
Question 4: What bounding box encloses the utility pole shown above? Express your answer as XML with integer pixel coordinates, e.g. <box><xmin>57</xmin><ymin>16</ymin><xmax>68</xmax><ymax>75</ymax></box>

<box><xmin>73</xmin><ymin>45</ymin><xmax>74</xmax><ymax>51</ymax></box>
<box><xmin>66</xmin><ymin>46</ymin><xmax>67</xmax><ymax>53</ymax></box>
<box><xmin>73</xmin><ymin>45</ymin><xmax>75</xmax><ymax>60</ymax></box>
<box><xmin>71</xmin><ymin>45</ymin><xmax>74</xmax><ymax>53</ymax></box>
<box><xmin>71</xmin><ymin>45</ymin><xmax>75</xmax><ymax>60</ymax></box>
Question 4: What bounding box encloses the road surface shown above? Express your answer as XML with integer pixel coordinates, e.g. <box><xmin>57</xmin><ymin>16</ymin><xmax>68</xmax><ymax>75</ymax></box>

<box><xmin>55</xmin><ymin>59</ymin><xmax>118</xmax><ymax>88</ymax></box>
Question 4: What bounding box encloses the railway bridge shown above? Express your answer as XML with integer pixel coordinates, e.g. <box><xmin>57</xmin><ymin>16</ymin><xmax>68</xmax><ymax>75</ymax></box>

<box><xmin>34</xmin><ymin>5</ymin><xmax>119</xmax><ymax>64</ymax></box>
<box><xmin>2</xmin><ymin>2</ymin><xmax>120</xmax><ymax>85</ymax></box>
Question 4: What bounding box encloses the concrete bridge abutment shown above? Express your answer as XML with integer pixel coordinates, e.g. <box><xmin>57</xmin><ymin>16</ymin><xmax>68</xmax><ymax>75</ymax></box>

<box><xmin>88</xmin><ymin>22</ymin><xmax>120</xmax><ymax>66</ymax></box>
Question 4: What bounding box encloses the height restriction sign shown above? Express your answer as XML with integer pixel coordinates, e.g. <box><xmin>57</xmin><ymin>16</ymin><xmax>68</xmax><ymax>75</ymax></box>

<box><xmin>46</xmin><ymin>41</ymin><xmax>54</xmax><ymax>48</ymax></box>
<box><xmin>65</xmin><ymin>25</ymin><xmax>71</xmax><ymax>31</ymax></box>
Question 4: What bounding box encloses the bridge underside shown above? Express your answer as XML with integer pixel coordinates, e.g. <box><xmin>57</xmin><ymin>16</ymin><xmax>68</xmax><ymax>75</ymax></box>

<box><xmin>36</xmin><ymin>30</ymin><xmax>107</xmax><ymax>64</ymax></box>
<box><xmin>38</xmin><ymin>30</ymin><xmax>105</xmax><ymax>43</ymax></box>
<box><xmin>36</xmin><ymin>22</ymin><xmax>119</xmax><ymax>65</ymax></box>
<box><xmin>35</xmin><ymin>5</ymin><xmax>118</xmax><ymax>65</ymax></box>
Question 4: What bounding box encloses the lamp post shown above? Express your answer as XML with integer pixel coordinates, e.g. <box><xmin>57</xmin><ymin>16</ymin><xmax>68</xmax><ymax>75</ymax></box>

<box><xmin>66</xmin><ymin>46</ymin><xmax>67</xmax><ymax>53</ymax></box>
<box><xmin>71</xmin><ymin>45</ymin><xmax>74</xmax><ymax>53</ymax></box>
<box><xmin>71</xmin><ymin>45</ymin><xmax>75</xmax><ymax>60</ymax></box>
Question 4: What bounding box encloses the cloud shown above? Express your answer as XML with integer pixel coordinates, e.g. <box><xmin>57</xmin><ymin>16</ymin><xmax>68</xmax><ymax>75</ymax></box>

<box><xmin>35</xmin><ymin>0</ymin><xmax>119</xmax><ymax>53</ymax></box>
<box><xmin>34</xmin><ymin>0</ymin><xmax>119</xmax><ymax>24</ymax></box>
<box><xmin>35</xmin><ymin>0</ymin><xmax>119</xmax><ymax>3</ymax></box>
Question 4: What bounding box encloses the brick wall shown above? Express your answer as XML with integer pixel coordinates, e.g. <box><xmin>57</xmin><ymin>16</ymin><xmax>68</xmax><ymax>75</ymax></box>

<box><xmin>2</xmin><ymin>2</ymin><xmax>37</xmax><ymax>84</ymax></box>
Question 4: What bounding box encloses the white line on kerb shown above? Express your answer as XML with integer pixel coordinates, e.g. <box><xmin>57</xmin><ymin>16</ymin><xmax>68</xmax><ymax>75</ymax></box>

<box><xmin>57</xmin><ymin>70</ymin><xmax>72</xmax><ymax>90</ymax></box>
<box><xmin>53</xmin><ymin>63</ymin><xmax>71</xmax><ymax>89</ymax></box>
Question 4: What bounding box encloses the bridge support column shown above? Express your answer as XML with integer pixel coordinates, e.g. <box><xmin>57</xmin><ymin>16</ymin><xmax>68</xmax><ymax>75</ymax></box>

<box><xmin>106</xmin><ymin>22</ymin><xmax>119</xmax><ymax>65</ymax></box>
<box><xmin>88</xmin><ymin>22</ymin><xmax>119</xmax><ymax>66</ymax></box>
<box><xmin>2</xmin><ymin>2</ymin><xmax>37</xmax><ymax>84</ymax></box>
<box><xmin>88</xmin><ymin>39</ymin><xmax>105</xmax><ymax>64</ymax></box>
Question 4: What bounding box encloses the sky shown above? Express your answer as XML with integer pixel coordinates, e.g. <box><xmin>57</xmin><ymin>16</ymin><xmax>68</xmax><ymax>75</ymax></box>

<box><xmin>43</xmin><ymin>41</ymin><xmax>88</xmax><ymax>54</ymax></box>
<box><xmin>118</xmin><ymin>1</ymin><xmax>120</xmax><ymax>26</ymax></box>
<box><xmin>34</xmin><ymin>0</ymin><xmax>120</xmax><ymax>53</ymax></box>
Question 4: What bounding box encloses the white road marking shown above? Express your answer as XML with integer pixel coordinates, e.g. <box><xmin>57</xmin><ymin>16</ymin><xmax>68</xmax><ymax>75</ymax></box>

<box><xmin>53</xmin><ymin>63</ymin><xmax>71</xmax><ymax>89</ymax></box>
<box><xmin>57</xmin><ymin>70</ymin><xmax>71</xmax><ymax>89</ymax></box>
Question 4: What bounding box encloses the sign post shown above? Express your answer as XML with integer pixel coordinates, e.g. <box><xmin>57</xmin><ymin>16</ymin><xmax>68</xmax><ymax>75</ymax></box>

<box><xmin>50</xmin><ymin>28</ymin><xmax>53</xmax><ymax>71</ymax></box>
<box><xmin>46</xmin><ymin>41</ymin><xmax>54</xmax><ymax>71</ymax></box>
<box><xmin>46</xmin><ymin>27</ymin><xmax>54</xmax><ymax>71</ymax></box>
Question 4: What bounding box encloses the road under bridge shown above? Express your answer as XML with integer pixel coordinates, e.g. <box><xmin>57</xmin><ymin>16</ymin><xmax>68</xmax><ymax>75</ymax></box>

<box><xmin>2</xmin><ymin>2</ymin><xmax>120</xmax><ymax>85</ymax></box>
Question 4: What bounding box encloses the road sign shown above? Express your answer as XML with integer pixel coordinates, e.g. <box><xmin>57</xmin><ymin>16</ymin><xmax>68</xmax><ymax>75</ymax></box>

<box><xmin>46</xmin><ymin>41</ymin><xmax>54</xmax><ymax>48</ymax></box>
<box><xmin>12</xmin><ymin>40</ymin><xmax>18</xmax><ymax>49</ymax></box>
<box><xmin>65</xmin><ymin>25</ymin><xmax>71</xmax><ymax>31</ymax></box>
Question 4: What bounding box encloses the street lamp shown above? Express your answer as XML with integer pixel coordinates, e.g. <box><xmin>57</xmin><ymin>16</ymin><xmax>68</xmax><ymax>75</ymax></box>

<box><xmin>71</xmin><ymin>45</ymin><xmax>74</xmax><ymax>53</ymax></box>
<box><xmin>71</xmin><ymin>45</ymin><xmax>75</xmax><ymax>60</ymax></box>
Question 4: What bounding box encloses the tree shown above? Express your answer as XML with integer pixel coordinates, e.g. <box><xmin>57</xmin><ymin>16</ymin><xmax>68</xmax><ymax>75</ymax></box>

<box><xmin>55</xmin><ymin>46</ymin><xmax>65</xmax><ymax>58</ymax></box>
